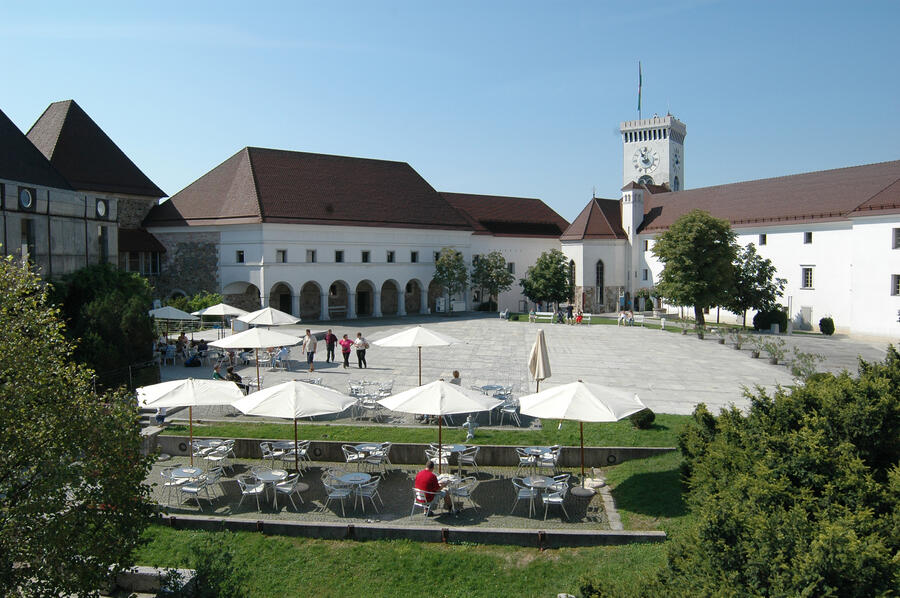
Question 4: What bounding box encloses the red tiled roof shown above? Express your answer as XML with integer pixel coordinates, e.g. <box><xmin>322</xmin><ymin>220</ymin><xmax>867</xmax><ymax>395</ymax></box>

<box><xmin>848</xmin><ymin>178</ymin><xmax>900</xmax><ymax>217</ymax></box>
<box><xmin>118</xmin><ymin>228</ymin><xmax>166</xmax><ymax>253</ymax></box>
<box><xmin>560</xmin><ymin>197</ymin><xmax>627</xmax><ymax>241</ymax></box>
<box><xmin>640</xmin><ymin>160</ymin><xmax>900</xmax><ymax>232</ymax></box>
<box><xmin>0</xmin><ymin>107</ymin><xmax>72</xmax><ymax>190</ymax></box>
<box><xmin>144</xmin><ymin>147</ymin><xmax>472</xmax><ymax>230</ymax></box>
<box><xmin>440</xmin><ymin>192</ymin><xmax>569</xmax><ymax>237</ymax></box>
<box><xmin>26</xmin><ymin>100</ymin><xmax>165</xmax><ymax>198</ymax></box>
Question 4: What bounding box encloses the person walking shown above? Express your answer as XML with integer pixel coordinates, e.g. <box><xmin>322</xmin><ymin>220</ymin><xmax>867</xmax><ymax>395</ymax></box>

<box><xmin>353</xmin><ymin>332</ymin><xmax>369</xmax><ymax>369</ymax></box>
<box><xmin>339</xmin><ymin>333</ymin><xmax>354</xmax><ymax>369</ymax></box>
<box><xmin>302</xmin><ymin>329</ymin><xmax>318</xmax><ymax>372</ymax></box>
<box><xmin>324</xmin><ymin>329</ymin><xmax>338</xmax><ymax>363</ymax></box>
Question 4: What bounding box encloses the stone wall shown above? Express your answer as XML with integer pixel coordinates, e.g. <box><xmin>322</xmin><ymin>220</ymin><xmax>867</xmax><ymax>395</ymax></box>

<box><xmin>224</xmin><ymin>287</ymin><xmax>261</xmax><ymax>311</ymax></box>
<box><xmin>117</xmin><ymin>197</ymin><xmax>157</xmax><ymax>229</ymax></box>
<box><xmin>153</xmin><ymin>231</ymin><xmax>219</xmax><ymax>298</ymax></box>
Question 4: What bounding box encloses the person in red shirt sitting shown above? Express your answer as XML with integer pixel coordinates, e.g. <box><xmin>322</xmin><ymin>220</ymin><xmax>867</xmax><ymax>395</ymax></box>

<box><xmin>414</xmin><ymin>460</ymin><xmax>453</xmax><ymax>515</ymax></box>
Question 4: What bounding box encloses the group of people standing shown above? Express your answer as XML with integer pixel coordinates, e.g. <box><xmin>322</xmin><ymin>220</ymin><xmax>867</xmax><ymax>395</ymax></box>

<box><xmin>302</xmin><ymin>329</ymin><xmax>369</xmax><ymax>372</ymax></box>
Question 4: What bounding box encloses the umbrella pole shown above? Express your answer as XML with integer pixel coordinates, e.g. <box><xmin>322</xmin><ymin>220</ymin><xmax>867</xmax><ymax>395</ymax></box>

<box><xmin>580</xmin><ymin>421</ymin><xmax>585</xmax><ymax>488</ymax></box>
<box><xmin>255</xmin><ymin>348</ymin><xmax>261</xmax><ymax>390</ymax></box>
<box><xmin>536</xmin><ymin>379</ymin><xmax>540</xmax><ymax>392</ymax></box>
<box><xmin>418</xmin><ymin>346</ymin><xmax>422</xmax><ymax>386</ymax></box>
<box><xmin>189</xmin><ymin>406</ymin><xmax>194</xmax><ymax>466</ymax></box>
<box><xmin>294</xmin><ymin>418</ymin><xmax>299</xmax><ymax>473</ymax></box>
<box><xmin>438</xmin><ymin>417</ymin><xmax>443</xmax><ymax>475</ymax></box>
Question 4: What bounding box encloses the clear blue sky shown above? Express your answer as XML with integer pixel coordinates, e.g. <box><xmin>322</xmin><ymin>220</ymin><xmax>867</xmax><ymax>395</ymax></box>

<box><xmin>3</xmin><ymin>1</ymin><xmax>898</xmax><ymax>221</ymax></box>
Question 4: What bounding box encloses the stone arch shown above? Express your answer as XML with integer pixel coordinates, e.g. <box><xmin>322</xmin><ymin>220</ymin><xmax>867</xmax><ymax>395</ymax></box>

<box><xmin>427</xmin><ymin>279</ymin><xmax>443</xmax><ymax>313</ymax></box>
<box><xmin>168</xmin><ymin>288</ymin><xmax>187</xmax><ymax>300</ymax></box>
<box><xmin>356</xmin><ymin>280</ymin><xmax>375</xmax><ymax>317</ymax></box>
<box><xmin>222</xmin><ymin>281</ymin><xmax>261</xmax><ymax>312</ymax></box>
<box><xmin>404</xmin><ymin>279</ymin><xmax>423</xmax><ymax>315</ymax></box>
<box><xmin>327</xmin><ymin>280</ymin><xmax>350</xmax><ymax>319</ymax></box>
<box><xmin>300</xmin><ymin>281</ymin><xmax>322</xmax><ymax>320</ymax></box>
<box><xmin>269</xmin><ymin>281</ymin><xmax>294</xmax><ymax>315</ymax></box>
<box><xmin>380</xmin><ymin>279</ymin><xmax>401</xmax><ymax>316</ymax></box>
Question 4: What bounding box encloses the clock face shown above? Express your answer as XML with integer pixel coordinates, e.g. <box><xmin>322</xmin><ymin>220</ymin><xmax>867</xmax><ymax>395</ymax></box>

<box><xmin>632</xmin><ymin>146</ymin><xmax>659</xmax><ymax>173</ymax></box>
<box><xmin>97</xmin><ymin>200</ymin><xmax>107</xmax><ymax>217</ymax></box>
<box><xmin>19</xmin><ymin>188</ymin><xmax>33</xmax><ymax>209</ymax></box>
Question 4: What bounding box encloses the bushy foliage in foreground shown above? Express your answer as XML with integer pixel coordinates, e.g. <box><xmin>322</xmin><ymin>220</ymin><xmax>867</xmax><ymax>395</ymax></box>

<box><xmin>658</xmin><ymin>348</ymin><xmax>900</xmax><ymax>596</ymax></box>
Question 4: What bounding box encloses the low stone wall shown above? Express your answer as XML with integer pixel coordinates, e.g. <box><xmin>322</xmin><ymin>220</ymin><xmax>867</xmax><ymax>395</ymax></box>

<box><xmin>159</xmin><ymin>514</ymin><xmax>666</xmax><ymax>548</ymax></box>
<box><xmin>152</xmin><ymin>433</ymin><xmax>675</xmax><ymax>468</ymax></box>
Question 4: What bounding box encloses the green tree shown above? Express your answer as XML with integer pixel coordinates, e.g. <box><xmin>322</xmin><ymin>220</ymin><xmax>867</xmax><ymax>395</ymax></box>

<box><xmin>50</xmin><ymin>263</ymin><xmax>155</xmax><ymax>388</ymax></box>
<box><xmin>725</xmin><ymin>243</ymin><xmax>786</xmax><ymax>328</ymax></box>
<box><xmin>433</xmin><ymin>247</ymin><xmax>468</xmax><ymax>304</ymax></box>
<box><xmin>166</xmin><ymin>290</ymin><xmax>223</xmax><ymax>315</ymax></box>
<box><xmin>470</xmin><ymin>251</ymin><xmax>515</xmax><ymax>311</ymax></box>
<box><xmin>655</xmin><ymin>348</ymin><xmax>900</xmax><ymax>597</ymax></box>
<box><xmin>520</xmin><ymin>249</ymin><xmax>572</xmax><ymax>308</ymax></box>
<box><xmin>0</xmin><ymin>255</ymin><xmax>155</xmax><ymax>596</ymax></box>
<box><xmin>651</xmin><ymin>210</ymin><xmax>737</xmax><ymax>330</ymax></box>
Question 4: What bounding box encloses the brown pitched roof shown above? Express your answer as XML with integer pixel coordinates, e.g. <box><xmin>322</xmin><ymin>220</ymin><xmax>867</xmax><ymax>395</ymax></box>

<box><xmin>560</xmin><ymin>197</ymin><xmax>627</xmax><ymax>241</ymax></box>
<box><xmin>26</xmin><ymin>100</ymin><xmax>164</xmax><ymax>198</ymax></box>
<box><xmin>0</xmin><ymin>107</ymin><xmax>72</xmax><ymax>190</ymax></box>
<box><xmin>118</xmin><ymin>228</ymin><xmax>166</xmax><ymax>253</ymax></box>
<box><xmin>848</xmin><ymin>178</ymin><xmax>900</xmax><ymax>217</ymax></box>
<box><xmin>144</xmin><ymin>147</ymin><xmax>472</xmax><ymax>230</ymax></box>
<box><xmin>440</xmin><ymin>192</ymin><xmax>569</xmax><ymax>237</ymax></box>
<box><xmin>640</xmin><ymin>160</ymin><xmax>900</xmax><ymax>232</ymax></box>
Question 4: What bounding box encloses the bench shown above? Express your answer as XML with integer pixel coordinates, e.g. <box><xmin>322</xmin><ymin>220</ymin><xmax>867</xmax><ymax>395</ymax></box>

<box><xmin>576</xmin><ymin>313</ymin><xmax>593</xmax><ymax>324</ymax></box>
<box><xmin>533</xmin><ymin>311</ymin><xmax>555</xmax><ymax>323</ymax></box>
<box><xmin>633</xmin><ymin>314</ymin><xmax>645</xmax><ymax>327</ymax></box>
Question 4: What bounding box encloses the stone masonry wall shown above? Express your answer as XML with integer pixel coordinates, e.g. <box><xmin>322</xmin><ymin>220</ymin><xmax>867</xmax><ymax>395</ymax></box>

<box><xmin>152</xmin><ymin>231</ymin><xmax>219</xmax><ymax>299</ymax></box>
<box><xmin>117</xmin><ymin>197</ymin><xmax>158</xmax><ymax>229</ymax></box>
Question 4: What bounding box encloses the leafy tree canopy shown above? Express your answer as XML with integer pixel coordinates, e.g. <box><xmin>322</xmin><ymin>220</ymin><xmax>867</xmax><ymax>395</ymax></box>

<box><xmin>0</xmin><ymin>256</ymin><xmax>155</xmax><ymax>596</ymax></box>
<box><xmin>471</xmin><ymin>251</ymin><xmax>515</xmax><ymax>310</ymax></box>
<box><xmin>50</xmin><ymin>263</ymin><xmax>155</xmax><ymax>387</ymax></box>
<box><xmin>166</xmin><ymin>290</ymin><xmax>223</xmax><ymax>315</ymax></box>
<box><xmin>724</xmin><ymin>243</ymin><xmax>786</xmax><ymax>327</ymax></box>
<box><xmin>651</xmin><ymin>210</ymin><xmax>737</xmax><ymax>328</ymax></box>
<box><xmin>433</xmin><ymin>247</ymin><xmax>468</xmax><ymax>299</ymax></box>
<box><xmin>657</xmin><ymin>348</ymin><xmax>900</xmax><ymax>597</ymax></box>
<box><xmin>520</xmin><ymin>248</ymin><xmax>572</xmax><ymax>307</ymax></box>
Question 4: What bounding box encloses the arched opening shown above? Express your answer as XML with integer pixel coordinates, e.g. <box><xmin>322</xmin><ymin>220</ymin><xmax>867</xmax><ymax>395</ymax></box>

<box><xmin>269</xmin><ymin>282</ymin><xmax>293</xmax><ymax>315</ymax></box>
<box><xmin>355</xmin><ymin>280</ymin><xmax>374</xmax><ymax>317</ymax></box>
<box><xmin>427</xmin><ymin>279</ymin><xmax>444</xmax><ymax>313</ymax></box>
<box><xmin>222</xmin><ymin>281</ymin><xmax>261</xmax><ymax>312</ymax></box>
<box><xmin>300</xmin><ymin>281</ymin><xmax>322</xmax><ymax>320</ymax></box>
<box><xmin>595</xmin><ymin>259</ymin><xmax>605</xmax><ymax>311</ymax></box>
<box><xmin>380</xmin><ymin>280</ymin><xmax>400</xmax><ymax>316</ymax></box>
<box><xmin>405</xmin><ymin>279</ymin><xmax>422</xmax><ymax>314</ymax></box>
<box><xmin>327</xmin><ymin>281</ymin><xmax>349</xmax><ymax>319</ymax></box>
<box><xmin>638</xmin><ymin>175</ymin><xmax>654</xmax><ymax>185</ymax></box>
<box><xmin>673</xmin><ymin>176</ymin><xmax>680</xmax><ymax>191</ymax></box>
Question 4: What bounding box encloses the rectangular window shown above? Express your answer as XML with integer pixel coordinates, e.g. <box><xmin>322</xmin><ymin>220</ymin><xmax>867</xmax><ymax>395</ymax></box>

<box><xmin>362</xmin><ymin>250</ymin><xmax>371</xmax><ymax>263</ymax></box>
<box><xmin>334</xmin><ymin>250</ymin><xmax>344</xmax><ymax>263</ymax></box>
<box><xmin>236</xmin><ymin>250</ymin><xmax>244</xmax><ymax>263</ymax></box>
<box><xmin>643</xmin><ymin>239</ymin><xmax>649</xmax><ymax>251</ymax></box>
<box><xmin>410</xmin><ymin>251</ymin><xmax>418</xmax><ymax>263</ymax></box>
<box><xmin>507</xmin><ymin>262</ymin><xmax>515</xmax><ymax>274</ymax></box>
<box><xmin>892</xmin><ymin>274</ymin><xmax>900</xmax><ymax>296</ymax></box>
<box><xmin>148</xmin><ymin>252</ymin><xmax>160</xmax><ymax>275</ymax></box>
<box><xmin>434</xmin><ymin>251</ymin><xmax>440</xmax><ymax>262</ymax></box>
<box><xmin>128</xmin><ymin>251</ymin><xmax>140</xmax><ymax>272</ymax></box>
<box><xmin>98</xmin><ymin>226</ymin><xmax>108</xmax><ymax>264</ymax></box>
<box><xmin>759</xmin><ymin>234</ymin><xmax>767</xmax><ymax>246</ymax></box>
<box><xmin>801</xmin><ymin>267</ymin><xmax>814</xmax><ymax>289</ymax></box>
<box><xmin>276</xmin><ymin>249</ymin><xmax>287</xmax><ymax>263</ymax></box>
<box><xmin>387</xmin><ymin>250</ymin><xmax>395</xmax><ymax>263</ymax></box>
<box><xmin>804</xmin><ymin>231</ymin><xmax>813</xmax><ymax>244</ymax></box>
<box><xmin>643</xmin><ymin>269</ymin><xmax>649</xmax><ymax>281</ymax></box>
<box><xmin>893</xmin><ymin>228</ymin><xmax>900</xmax><ymax>249</ymax></box>
<box><xmin>306</xmin><ymin>249</ymin><xmax>317</xmax><ymax>263</ymax></box>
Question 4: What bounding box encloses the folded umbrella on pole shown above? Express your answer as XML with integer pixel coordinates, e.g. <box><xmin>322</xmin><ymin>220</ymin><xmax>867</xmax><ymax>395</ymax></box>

<box><xmin>528</xmin><ymin>328</ymin><xmax>551</xmax><ymax>392</ymax></box>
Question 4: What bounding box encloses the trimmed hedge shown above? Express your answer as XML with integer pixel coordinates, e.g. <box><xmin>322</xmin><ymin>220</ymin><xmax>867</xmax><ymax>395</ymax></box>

<box><xmin>819</xmin><ymin>316</ymin><xmax>835</xmax><ymax>335</ymax></box>
<box><xmin>752</xmin><ymin>308</ymin><xmax>787</xmax><ymax>332</ymax></box>
<box><xmin>629</xmin><ymin>408</ymin><xmax>656</xmax><ymax>429</ymax></box>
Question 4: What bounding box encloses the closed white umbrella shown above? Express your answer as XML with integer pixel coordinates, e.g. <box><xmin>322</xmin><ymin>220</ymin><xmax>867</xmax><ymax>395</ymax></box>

<box><xmin>378</xmin><ymin>380</ymin><xmax>502</xmax><ymax>473</ymax></box>
<box><xmin>238</xmin><ymin>306</ymin><xmax>300</xmax><ymax>327</ymax></box>
<box><xmin>528</xmin><ymin>329</ymin><xmax>551</xmax><ymax>392</ymax></box>
<box><xmin>372</xmin><ymin>325</ymin><xmax>462</xmax><ymax>386</ymax></box>
<box><xmin>209</xmin><ymin>328</ymin><xmax>301</xmax><ymax>390</ymax></box>
<box><xmin>137</xmin><ymin>378</ymin><xmax>243</xmax><ymax>465</ymax></box>
<box><xmin>519</xmin><ymin>380</ymin><xmax>646</xmax><ymax>486</ymax></box>
<box><xmin>233</xmin><ymin>381</ymin><xmax>356</xmax><ymax>472</ymax></box>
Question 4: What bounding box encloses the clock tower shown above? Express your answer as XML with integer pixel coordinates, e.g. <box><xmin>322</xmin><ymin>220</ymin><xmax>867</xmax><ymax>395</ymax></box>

<box><xmin>620</xmin><ymin>114</ymin><xmax>686</xmax><ymax>190</ymax></box>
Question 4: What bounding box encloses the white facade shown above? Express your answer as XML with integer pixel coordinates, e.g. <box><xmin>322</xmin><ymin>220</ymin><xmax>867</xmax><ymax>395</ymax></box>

<box><xmin>468</xmin><ymin>235</ymin><xmax>563</xmax><ymax>312</ymax></box>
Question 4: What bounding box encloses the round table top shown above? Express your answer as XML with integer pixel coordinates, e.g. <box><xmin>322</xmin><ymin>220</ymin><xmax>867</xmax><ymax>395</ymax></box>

<box><xmin>437</xmin><ymin>444</ymin><xmax>466</xmax><ymax>453</ymax></box>
<box><xmin>437</xmin><ymin>473</ymin><xmax>460</xmax><ymax>486</ymax></box>
<box><xmin>273</xmin><ymin>441</ymin><xmax>299</xmax><ymax>450</ymax></box>
<box><xmin>339</xmin><ymin>472</ymin><xmax>372</xmax><ymax>485</ymax></box>
<box><xmin>523</xmin><ymin>475</ymin><xmax>554</xmax><ymax>488</ymax></box>
<box><xmin>354</xmin><ymin>443</ymin><xmax>381</xmax><ymax>452</ymax></box>
<box><xmin>255</xmin><ymin>469</ymin><xmax>288</xmax><ymax>483</ymax></box>
<box><xmin>171</xmin><ymin>467</ymin><xmax>203</xmax><ymax>479</ymax></box>
<box><xmin>480</xmin><ymin>384</ymin><xmax>503</xmax><ymax>391</ymax></box>
<box><xmin>522</xmin><ymin>446</ymin><xmax>550</xmax><ymax>456</ymax></box>
<box><xmin>570</xmin><ymin>486</ymin><xmax>596</xmax><ymax>498</ymax></box>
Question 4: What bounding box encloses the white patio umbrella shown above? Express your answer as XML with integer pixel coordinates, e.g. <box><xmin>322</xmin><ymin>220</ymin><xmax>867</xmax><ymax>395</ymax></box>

<box><xmin>528</xmin><ymin>329</ymin><xmax>551</xmax><ymax>392</ymax></box>
<box><xmin>232</xmin><ymin>381</ymin><xmax>356</xmax><ymax>472</ymax></box>
<box><xmin>378</xmin><ymin>380</ymin><xmax>502</xmax><ymax>473</ymax></box>
<box><xmin>192</xmin><ymin>302</ymin><xmax>249</xmax><ymax>335</ymax></box>
<box><xmin>372</xmin><ymin>325</ymin><xmax>462</xmax><ymax>386</ymax></box>
<box><xmin>209</xmin><ymin>327</ymin><xmax>301</xmax><ymax>390</ymax></box>
<box><xmin>519</xmin><ymin>380</ymin><xmax>646</xmax><ymax>486</ymax></box>
<box><xmin>137</xmin><ymin>378</ymin><xmax>243</xmax><ymax>465</ymax></box>
<box><xmin>149</xmin><ymin>305</ymin><xmax>199</xmax><ymax>340</ymax></box>
<box><xmin>237</xmin><ymin>306</ymin><xmax>300</xmax><ymax>327</ymax></box>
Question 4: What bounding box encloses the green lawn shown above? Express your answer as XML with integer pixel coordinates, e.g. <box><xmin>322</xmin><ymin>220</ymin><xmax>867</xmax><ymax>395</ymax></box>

<box><xmin>135</xmin><ymin>451</ymin><xmax>690</xmax><ymax>597</ymax></box>
<box><xmin>162</xmin><ymin>414</ymin><xmax>687</xmax><ymax>447</ymax></box>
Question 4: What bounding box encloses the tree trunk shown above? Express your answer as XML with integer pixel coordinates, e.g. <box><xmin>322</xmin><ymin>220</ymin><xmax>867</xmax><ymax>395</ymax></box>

<box><xmin>742</xmin><ymin>310</ymin><xmax>747</xmax><ymax>329</ymax></box>
<box><xmin>694</xmin><ymin>306</ymin><xmax>706</xmax><ymax>329</ymax></box>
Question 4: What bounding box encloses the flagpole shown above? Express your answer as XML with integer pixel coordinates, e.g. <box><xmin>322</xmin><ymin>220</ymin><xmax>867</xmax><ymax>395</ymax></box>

<box><xmin>638</xmin><ymin>61</ymin><xmax>642</xmax><ymax>120</ymax></box>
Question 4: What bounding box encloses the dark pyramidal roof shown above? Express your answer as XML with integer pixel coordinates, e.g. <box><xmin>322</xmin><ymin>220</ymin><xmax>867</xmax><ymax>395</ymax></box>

<box><xmin>27</xmin><ymin>100</ymin><xmax>164</xmax><ymax>198</ymax></box>
<box><xmin>440</xmin><ymin>192</ymin><xmax>569</xmax><ymax>237</ymax></box>
<box><xmin>0</xmin><ymin>107</ymin><xmax>72</xmax><ymax>190</ymax></box>
<box><xmin>560</xmin><ymin>197</ymin><xmax>626</xmax><ymax>241</ymax></box>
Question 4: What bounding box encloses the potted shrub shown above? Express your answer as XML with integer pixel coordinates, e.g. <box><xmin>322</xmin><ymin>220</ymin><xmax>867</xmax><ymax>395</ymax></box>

<box><xmin>730</xmin><ymin>329</ymin><xmax>746</xmax><ymax>350</ymax></box>
<box><xmin>762</xmin><ymin>337</ymin><xmax>786</xmax><ymax>365</ymax></box>
<box><xmin>790</xmin><ymin>347</ymin><xmax>825</xmax><ymax>379</ymax></box>
<box><xmin>714</xmin><ymin>328</ymin><xmax>726</xmax><ymax>344</ymax></box>
<box><xmin>819</xmin><ymin>316</ymin><xmax>835</xmax><ymax>336</ymax></box>
<box><xmin>748</xmin><ymin>335</ymin><xmax>764</xmax><ymax>358</ymax></box>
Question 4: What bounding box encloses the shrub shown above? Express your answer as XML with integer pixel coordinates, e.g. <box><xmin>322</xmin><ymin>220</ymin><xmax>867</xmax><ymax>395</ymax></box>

<box><xmin>819</xmin><ymin>316</ymin><xmax>835</xmax><ymax>335</ymax></box>
<box><xmin>752</xmin><ymin>307</ymin><xmax>787</xmax><ymax>332</ymax></box>
<box><xmin>629</xmin><ymin>408</ymin><xmax>656</xmax><ymax>429</ymax></box>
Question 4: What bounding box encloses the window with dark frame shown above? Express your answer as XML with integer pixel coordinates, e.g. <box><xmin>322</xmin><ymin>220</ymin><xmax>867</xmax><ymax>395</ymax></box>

<box><xmin>306</xmin><ymin>249</ymin><xmax>317</xmax><ymax>263</ymax></box>
<box><xmin>335</xmin><ymin>250</ymin><xmax>344</xmax><ymax>263</ymax></box>
<box><xmin>434</xmin><ymin>251</ymin><xmax>440</xmax><ymax>262</ymax></box>
<box><xmin>801</xmin><ymin>267</ymin><xmax>814</xmax><ymax>289</ymax></box>
<box><xmin>643</xmin><ymin>239</ymin><xmax>649</xmax><ymax>251</ymax></box>
<box><xmin>362</xmin><ymin>250</ymin><xmax>371</xmax><ymax>263</ymax></box>
<box><xmin>893</xmin><ymin>228</ymin><xmax>900</xmax><ymax>249</ymax></box>
<box><xmin>410</xmin><ymin>251</ymin><xmax>418</xmax><ymax>263</ymax></box>
<box><xmin>643</xmin><ymin>269</ymin><xmax>649</xmax><ymax>281</ymax></box>
<box><xmin>236</xmin><ymin>250</ymin><xmax>244</xmax><ymax>263</ymax></box>
<box><xmin>759</xmin><ymin>234</ymin><xmax>767</xmax><ymax>245</ymax></box>
<box><xmin>20</xmin><ymin>219</ymin><xmax>35</xmax><ymax>261</ymax></box>
<box><xmin>507</xmin><ymin>262</ymin><xmax>515</xmax><ymax>274</ymax></box>
<box><xmin>892</xmin><ymin>274</ymin><xmax>900</xmax><ymax>296</ymax></box>
<box><xmin>276</xmin><ymin>249</ymin><xmax>287</xmax><ymax>263</ymax></box>
<box><xmin>99</xmin><ymin>226</ymin><xmax>109</xmax><ymax>264</ymax></box>
<box><xmin>387</xmin><ymin>250</ymin><xmax>395</xmax><ymax>263</ymax></box>
<box><xmin>804</xmin><ymin>232</ymin><xmax>813</xmax><ymax>244</ymax></box>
